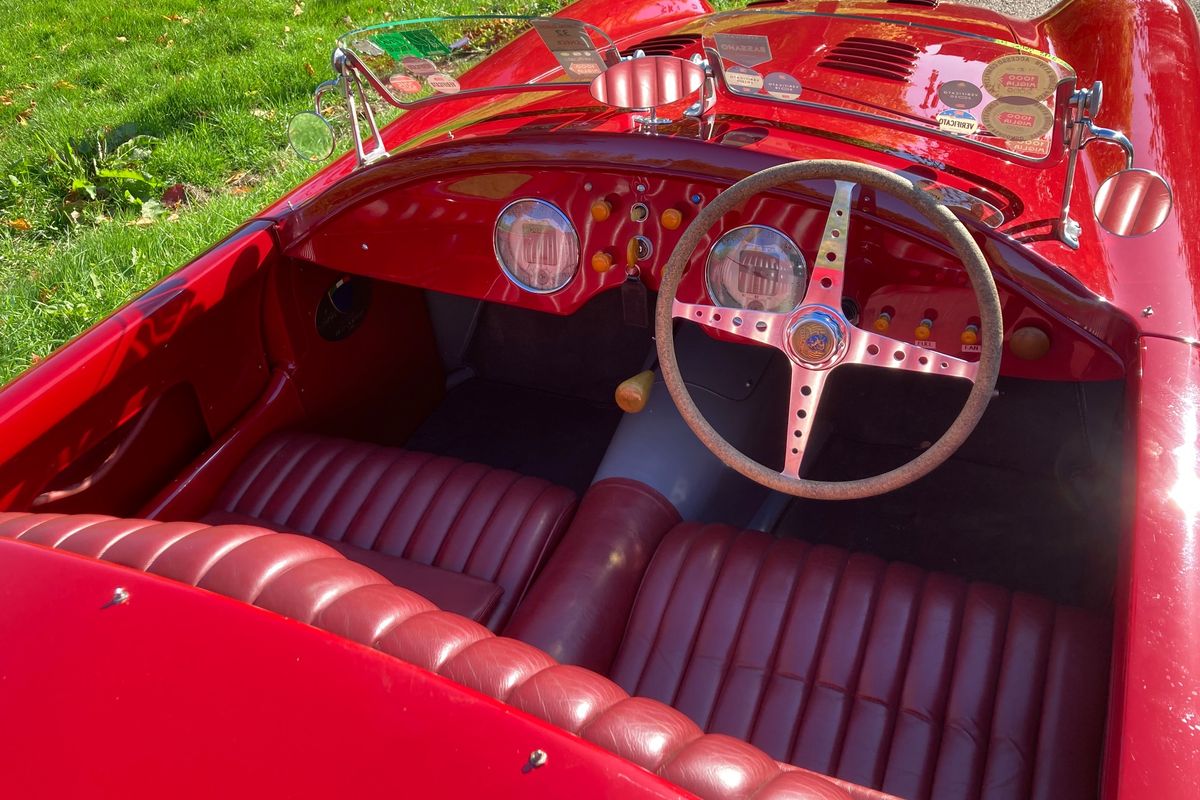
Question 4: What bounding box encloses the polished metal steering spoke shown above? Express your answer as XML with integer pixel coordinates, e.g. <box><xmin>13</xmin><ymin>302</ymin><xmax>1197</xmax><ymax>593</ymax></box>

<box><xmin>801</xmin><ymin>180</ymin><xmax>856</xmax><ymax>310</ymax></box>
<box><xmin>845</xmin><ymin>328</ymin><xmax>979</xmax><ymax>382</ymax></box>
<box><xmin>672</xmin><ymin>299</ymin><xmax>788</xmax><ymax>349</ymax></box>
<box><xmin>782</xmin><ymin>366</ymin><xmax>830</xmax><ymax>478</ymax></box>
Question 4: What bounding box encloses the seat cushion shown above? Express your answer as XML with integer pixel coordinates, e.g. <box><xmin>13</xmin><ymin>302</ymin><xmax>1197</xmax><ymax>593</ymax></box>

<box><xmin>201</xmin><ymin>431</ymin><xmax>576</xmax><ymax>628</ymax></box>
<box><xmin>608</xmin><ymin>524</ymin><xmax>1111</xmax><ymax>800</ymax></box>
<box><xmin>0</xmin><ymin>512</ymin><xmax>857</xmax><ymax>800</ymax></box>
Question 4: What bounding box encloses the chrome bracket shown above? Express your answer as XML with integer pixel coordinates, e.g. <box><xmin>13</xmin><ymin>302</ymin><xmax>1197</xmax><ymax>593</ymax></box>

<box><xmin>333</xmin><ymin>48</ymin><xmax>388</xmax><ymax>168</ymax></box>
<box><xmin>1056</xmin><ymin>81</ymin><xmax>1136</xmax><ymax>248</ymax></box>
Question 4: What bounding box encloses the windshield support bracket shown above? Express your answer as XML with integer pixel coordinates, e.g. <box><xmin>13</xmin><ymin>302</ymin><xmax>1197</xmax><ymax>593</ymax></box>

<box><xmin>334</xmin><ymin>48</ymin><xmax>388</xmax><ymax>169</ymax></box>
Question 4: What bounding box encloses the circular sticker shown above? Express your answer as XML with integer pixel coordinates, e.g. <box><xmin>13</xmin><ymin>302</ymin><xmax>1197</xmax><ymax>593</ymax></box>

<box><xmin>937</xmin><ymin>80</ymin><xmax>983</xmax><ymax>110</ymax></box>
<box><xmin>936</xmin><ymin>108</ymin><xmax>979</xmax><ymax>136</ymax></box>
<box><xmin>1005</xmin><ymin>137</ymin><xmax>1052</xmax><ymax>158</ymax></box>
<box><xmin>726</xmin><ymin>65</ymin><xmax>764</xmax><ymax>92</ymax></box>
<box><xmin>388</xmin><ymin>73</ymin><xmax>422</xmax><ymax>94</ymax></box>
<box><xmin>982</xmin><ymin>55</ymin><xmax>1057</xmax><ymax>102</ymax></box>
<box><xmin>402</xmin><ymin>56</ymin><xmax>437</xmax><ymax>76</ymax></box>
<box><xmin>763</xmin><ymin>72</ymin><xmax>802</xmax><ymax>101</ymax></box>
<box><xmin>982</xmin><ymin>100</ymin><xmax>1053</xmax><ymax>141</ymax></box>
<box><xmin>426</xmin><ymin>73</ymin><xmax>461</xmax><ymax>95</ymax></box>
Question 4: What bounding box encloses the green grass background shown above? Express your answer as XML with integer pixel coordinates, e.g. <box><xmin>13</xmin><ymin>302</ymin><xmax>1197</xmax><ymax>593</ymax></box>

<box><xmin>0</xmin><ymin>0</ymin><xmax>558</xmax><ymax>386</ymax></box>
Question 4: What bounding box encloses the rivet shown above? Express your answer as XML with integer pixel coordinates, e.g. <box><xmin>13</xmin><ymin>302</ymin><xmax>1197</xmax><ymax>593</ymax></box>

<box><xmin>361</xmin><ymin>243</ymin><xmax>369</xmax><ymax>251</ymax></box>
<box><xmin>635</xmin><ymin>183</ymin><xmax>647</xmax><ymax>193</ymax></box>
<box><xmin>528</xmin><ymin>749</ymin><xmax>548</xmax><ymax>769</ymax></box>
<box><xmin>1142</xmin><ymin>306</ymin><xmax>1154</xmax><ymax>317</ymax></box>
<box><xmin>103</xmin><ymin>587</ymin><xmax>130</xmax><ymax>609</ymax></box>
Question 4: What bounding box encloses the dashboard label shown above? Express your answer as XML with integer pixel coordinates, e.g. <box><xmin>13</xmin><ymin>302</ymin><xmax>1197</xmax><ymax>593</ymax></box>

<box><xmin>961</xmin><ymin>344</ymin><xmax>982</xmax><ymax>353</ymax></box>
<box><xmin>915</xmin><ymin>340</ymin><xmax>938</xmax><ymax>349</ymax></box>
<box><xmin>714</xmin><ymin>33</ymin><xmax>772</xmax><ymax>68</ymax></box>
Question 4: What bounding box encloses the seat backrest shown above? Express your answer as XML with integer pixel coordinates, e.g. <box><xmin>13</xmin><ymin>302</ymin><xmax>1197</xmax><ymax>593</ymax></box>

<box><xmin>0</xmin><ymin>512</ymin><xmax>855</xmax><ymax>800</ymax></box>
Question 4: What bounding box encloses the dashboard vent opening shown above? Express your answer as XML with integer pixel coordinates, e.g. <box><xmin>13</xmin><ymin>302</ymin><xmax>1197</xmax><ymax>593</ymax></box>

<box><xmin>887</xmin><ymin>0</ymin><xmax>940</xmax><ymax>7</ymax></box>
<box><xmin>619</xmin><ymin>33</ymin><xmax>702</xmax><ymax>58</ymax></box>
<box><xmin>818</xmin><ymin>37</ymin><xmax>920</xmax><ymax>82</ymax></box>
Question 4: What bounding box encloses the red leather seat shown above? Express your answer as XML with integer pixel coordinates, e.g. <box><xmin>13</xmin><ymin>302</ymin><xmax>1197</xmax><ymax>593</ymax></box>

<box><xmin>199</xmin><ymin>431</ymin><xmax>576</xmax><ymax>629</ymax></box>
<box><xmin>510</xmin><ymin>503</ymin><xmax>1111</xmax><ymax>800</ymax></box>
<box><xmin>0</xmin><ymin>512</ymin><xmax>854</xmax><ymax>800</ymax></box>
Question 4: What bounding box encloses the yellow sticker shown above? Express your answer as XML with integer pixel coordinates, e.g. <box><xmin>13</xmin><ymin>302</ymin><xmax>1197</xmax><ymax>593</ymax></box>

<box><xmin>982</xmin><ymin>100</ymin><xmax>1053</xmax><ymax>141</ymax></box>
<box><xmin>982</xmin><ymin>55</ymin><xmax>1057</xmax><ymax>102</ymax></box>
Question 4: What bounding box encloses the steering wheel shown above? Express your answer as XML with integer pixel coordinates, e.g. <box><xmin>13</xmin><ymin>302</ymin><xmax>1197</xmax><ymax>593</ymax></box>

<box><xmin>655</xmin><ymin>160</ymin><xmax>1003</xmax><ymax>500</ymax></box>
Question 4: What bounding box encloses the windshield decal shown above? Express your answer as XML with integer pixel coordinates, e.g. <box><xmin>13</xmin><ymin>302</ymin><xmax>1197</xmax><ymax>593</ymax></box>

<box><xmin>938</xmin><ymin>81</ymin><xmax>983</xmax><ymax>110</ymax></box>
<box><xmin>388</xmin><ymin>74</ymin><xmax>422</xmax><ymax>95</ymax></box>
<box><xmin>726</xmin><ymin>66</ymin><xmax>764</xmax><ymax>91</ymax></box>
<box><xmin>531</xmin><ymin>18</ymin><xmax>608</xmax><ymax>80</ymax></box>
<box><xmin>372</xmin><ymin>29</ymin><xmax>450</xmax><ymax>61</ymax></box>
<box><xmin>427</xmin><ymin>73</ymin><xmax>462</xmax><ymax>95</ymax></box>
<box><xmin>937</xmin><ymin>109</ymin><xmax>979</xmax><ymax>135</ymax></box>
<box><xmin>982</xmin><ymin>100</ymin><xmax>1053</xmax><ymax>140</ymax></box>
<box><xmin>982</xmin><ymin>55</ymin><xmax>1057</xmax><ymax>102</ymax></box>
<box><xmin>714</xmin><ymin>33</ymin><xmax>772</xmax><ymax>68</ymax></box>
<box><xmin>763</xmin><ymin>73</ymin><xmax>802</xmax><ymax>101</ymax></box>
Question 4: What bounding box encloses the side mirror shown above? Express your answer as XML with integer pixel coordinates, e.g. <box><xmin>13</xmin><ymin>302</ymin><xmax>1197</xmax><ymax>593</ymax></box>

<box><xmin>287</xmin><ymin>111</ymin><xmax>336</xmax><ymax>162</ymax></box>
<box><xmin>1093</xmin><ymin>168</ymin><xmax>1172</xmax><ymax>237</ymax></box>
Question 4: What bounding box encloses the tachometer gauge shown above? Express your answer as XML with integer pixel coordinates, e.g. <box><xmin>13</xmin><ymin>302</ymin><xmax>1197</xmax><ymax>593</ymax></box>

<box><xmin>494</xmin><ymin>199</ymin><xmax>580</xmax><ymax>294</ymax></box>
<box><xmin>705</xmin><ymin>225</ymin><xmax>807</xmax><ymax>312</ymax></box>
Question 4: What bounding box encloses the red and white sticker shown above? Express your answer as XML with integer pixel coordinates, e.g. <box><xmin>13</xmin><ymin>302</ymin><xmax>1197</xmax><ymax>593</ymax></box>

<box><xmin>1004</xmin><ymin>136</ymin><xmax>1052</xmax><ymax>157</ymax></box>
<box><xmin>388</xmin><ymin>73</ymin><xmax>422</xmax><ymax>94</ymax></box>
<box><xmin>402</xmin><ymin>56</ymin><xmax>437</xmax><ymax>76</ymax></box>
<box><xmin>426</xmin><ymin>72</ymin><xmax>461</xmax><ymax>95</ymax></box>
<box><xmin>725</xmin><ymin>66</ymin><xmax>764</xmax><ymax>92</ymax></box>
<box><xmin>763</xmin><ymin>72</ymin><xmax>802</xmax><ymax>101</ymax></box>
<box><xmin>982</xmin><ymin>99</ymin><xmax>1052</xmax><ymax>141</ymax></box>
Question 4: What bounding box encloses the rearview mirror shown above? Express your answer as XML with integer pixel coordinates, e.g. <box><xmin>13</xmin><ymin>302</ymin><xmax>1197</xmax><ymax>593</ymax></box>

<box><xmin>590</xmin><ymin>56</ymin><xmax>705</xmax><ymax>128</ymax></box>
<box><xmin>287</xmin><ymin>111</ymin><xmax>336</xmax><ymax>162</ymax></box>
<box><xmin>1093</xmin><ymin>168</ymin><xmax>1172</xmax><ymax>237</ymax></box>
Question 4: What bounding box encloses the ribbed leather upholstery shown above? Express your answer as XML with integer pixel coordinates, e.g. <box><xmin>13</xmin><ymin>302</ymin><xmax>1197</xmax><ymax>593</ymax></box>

<box><xmin>0</xmin><ymin>512</ymin><xmax>853</xmax><ymax>800</ymax></box>
<box><xmin>201</xmin><ymin>431</ymin><xmax>577</xmax><ymax>628</ymax></box>
<box><xmin>610</xmin><ymin>524</ymin><xmax>1111</xmax><ymax>800</ymax></box>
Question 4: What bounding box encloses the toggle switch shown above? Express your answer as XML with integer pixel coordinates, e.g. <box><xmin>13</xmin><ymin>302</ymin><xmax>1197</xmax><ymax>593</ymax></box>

<box><xmin>590</xmin><ymin>199</ymin><xmax>612</xmax><ymax>222</ymax></box>
<box><xmin>873</xmin><ymin>312</ymin><xmax>892</xmax><ymax>332</ymax></box>
<box><xmin>915</xmin><ymin>318</ymin><xmax>933</xmax><ymax>341</ymax></box>
<box><xmin>960</xmin><ymin>324</ymin><xmax>979</xmax><ymax>346</ymax></box>
<box><xmin>591</xmin><ymin>251</ymin><xmax>615</xmax><ymax>273</ymax></box>
<box><xmin>661</xmin><ymin>208</ymin><xmax>683</xmax><ymax>230</ymax></box>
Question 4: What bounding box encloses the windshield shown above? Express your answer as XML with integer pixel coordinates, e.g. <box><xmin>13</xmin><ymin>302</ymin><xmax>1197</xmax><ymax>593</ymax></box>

<box><xmin>336</xmin><ymin>12</ymin><xmax>1075</xmax><ymax>163</ymax></box>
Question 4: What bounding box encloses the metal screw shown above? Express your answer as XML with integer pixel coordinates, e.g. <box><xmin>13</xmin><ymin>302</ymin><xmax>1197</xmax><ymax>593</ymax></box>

<box><xmin>1142</xmin><ymin>306</ymin><xmax>1154</xmax><ymax>317</ymax></box>
<box><xmin>102</xmin><ymin>587</ymin><xmax>130</xmax><ymax>609</ymax></box>
<box><xmin>635</xmin><ymin>183</ymin><xmax>647</xmax><ymax>192</ymax></box>
<box><xmin>527</xmin><ymin>749</ymin><xmax>548</xmax><ymax>769</ymax></box>
<box><xmin>361</xmin><ymin>243</ymin><xmax>369</xmax><ymax>251</ymax></box>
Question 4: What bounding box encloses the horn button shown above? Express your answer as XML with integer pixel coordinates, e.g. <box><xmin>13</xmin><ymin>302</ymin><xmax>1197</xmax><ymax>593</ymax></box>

<box><xmin>786</xmin><ymin>307</ymin><xmax>847</xmax><ymax>368</ymax></box>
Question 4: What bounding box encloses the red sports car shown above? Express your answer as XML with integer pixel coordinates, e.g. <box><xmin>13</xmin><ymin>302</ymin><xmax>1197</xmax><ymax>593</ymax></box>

<box><xmin>1</xmin><ymin>1</ymin><xmax>1196</xmax><ymax>798</ymax></box>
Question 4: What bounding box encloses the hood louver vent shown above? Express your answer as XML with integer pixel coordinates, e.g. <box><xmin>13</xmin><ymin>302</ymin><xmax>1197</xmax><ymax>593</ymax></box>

<box><xmin>888</xmin><ymin>0</ymin><xmax>939</xmax><ymax>7</ymax></box>
<box><xmin>818</xmin><ymin>37</ymin><xmax>920</xmax><ymax>82</ymax></box>
<box><xmin>620</xmin><ymin>34</ymin><xmax>701</xmax><ymax>58</ymax></box>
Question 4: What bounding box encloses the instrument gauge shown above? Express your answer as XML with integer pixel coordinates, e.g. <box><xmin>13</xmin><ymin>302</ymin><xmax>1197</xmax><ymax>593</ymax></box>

<box><xmin>705</xmin><ymin>225</ymin><xmax>807</xmax><ymax>312</ymax></box>
<box><xmin>494</xmin><ymin>199</ymin><xmax>580</xmax><ymax>294</ymax></box>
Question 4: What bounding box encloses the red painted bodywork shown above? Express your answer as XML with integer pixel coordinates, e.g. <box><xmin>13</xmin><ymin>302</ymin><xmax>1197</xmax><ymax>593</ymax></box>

<box><xmin>0</xmin><ymin>539</ymin><xmax>691</xmax><ymax>800</ymax></box>
<box><xmin>0</xmin><ymin>0</ymin><xmax>1197</xmax><ymax>797</ymax></box>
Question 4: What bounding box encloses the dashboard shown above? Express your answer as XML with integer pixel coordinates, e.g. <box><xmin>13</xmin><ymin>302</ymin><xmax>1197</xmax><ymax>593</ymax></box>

<box><xmin>297</xmin><ymin>166</ymin><xmax>1124</xmax><ymax>382</ymax></box>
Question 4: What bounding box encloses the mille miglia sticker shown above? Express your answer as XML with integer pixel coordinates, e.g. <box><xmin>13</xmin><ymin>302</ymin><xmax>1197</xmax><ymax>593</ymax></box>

<box><xmin>388</xmin><ymin>74</ymin><xmax>422</xmax><ymax>94</ymax></box>
<box><xmin>936</xmin><ymin>108</ymin><xmax>979</xmax><ymax>135</ymax></box>
<box><xmin>982</xmin><ymin>55</ymin><xmax>1057</xmax><ymax>102</ymax></box>
<box><xmin>725</xmin><ymin>65</ymin><xmax>764</xmax><ymax>92</ymax></box>
<box><xmin>982</xmin><ymin>99</ymin><xmax>1053</xmax><ymax>141</ymax></box>
<box><xmin>426</xmin><ymin>73</ymin><xmax>461</xmax><ymax>94</ymax></box>
<box><xmin>937</xmin><ymin>80</ymin><xmax>983</xmax><ymax>110</ymax></box>
<box><xmin>402</xmin><ymin>56</ymin><xmax>438</xmax><ymax>76</ymax></box>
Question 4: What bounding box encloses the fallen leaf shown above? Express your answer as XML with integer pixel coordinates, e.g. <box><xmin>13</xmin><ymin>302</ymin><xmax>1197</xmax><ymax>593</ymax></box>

<box><xmin>0</xmin><ymin>91</ymin><xmax>12</xmax><ymax>106</ymax></box>
<box><xmin>229</xmin><ymin>186</ymin><xmax>251</xmax><ymax>195</ymax></box>
<box><xmin>5</xmin><ymin>218</ymin><xmax>32</xmax><ymax>230</ymax></box>
<box><xmin>19</xmin><ymin>83</ymin><xmax>35</xmax><ymax>91</ymax></box>
<box><xmin>292</xmin><ymin>2</ymin><xmax>303</xmax><ymax>16</ymax></box>
<box><xmin>157</xmin><ymin>34</ymin><xmax>174</xmax><ymax>47</ymax></box>
<box><xmin>304</xmin><ymin>62</ymin><xmax>314</xmax><ymax>76</ymax></box>
<box><xmin>250</xmin><ymin>108</ymin><xmax>274</xmax><ymax>120</ymax></box>
<box><xmin>341</xmin><ymin>15</ymin><xmax>353</xmax><ymax>24</ymax></box>
<box><xmin>54</xmin><ymin>80</ymin><xmax>76</xmax><ymax>90</ymax></box>
<box><xmin>116</xmin><ymin>36</ymin><xmax>128</xmax><ymax>43</ymax></box>
<box><xmin>161</xmin><ymin>183</ymin><xmax>186</xmax><ymax>208</ymax></box>
<box><xmin>166</xmin><ymin>212</ymin><xmax>181</xmax><ymax>223</ymax></box>
<box><xmin>163</xmin><ymin>13</ymin><xmax>181</xmax><ymax>20</ymax></box>
<box><xmin>182</xmin><ymin>17</ymin><xmax>191</xmax><ymax>24</ymax></box>
<box><xmin>284</xmin><ymin>25</ymin><xmax>291</xmax><ymax>33</ymax></box>
<box><xmin>224</xmin><ymin>170</ymin><xmax>249</xmax><ymax>186</ymax></box>
<box><xmin>15</xmin><ymin>102</ymin><xmax>35</xmax><ymax>125</ymax></box>
<box><xmin>29</xmin><ymin>354</ymin><xmax>42</xmax><ymax>366</ymax></box>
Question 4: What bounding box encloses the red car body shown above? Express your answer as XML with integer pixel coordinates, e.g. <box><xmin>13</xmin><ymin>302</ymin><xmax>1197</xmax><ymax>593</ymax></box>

<box><xmin>0</xmin><ymin>0</ymin><xmax>1197</xmax><ymax>798</ymax></box>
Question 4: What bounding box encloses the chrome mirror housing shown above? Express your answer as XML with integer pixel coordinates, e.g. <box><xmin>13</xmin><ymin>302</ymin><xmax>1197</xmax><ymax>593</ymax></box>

<box><xmin>1094</xmin><ymin>168</ymin><xmax>1173</xmax><ymax>237</ymax></box>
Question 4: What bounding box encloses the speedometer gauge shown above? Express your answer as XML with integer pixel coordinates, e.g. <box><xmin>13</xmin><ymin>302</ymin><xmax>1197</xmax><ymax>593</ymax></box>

<box><xmin>494</xmin><ymin>199</ymin><xmax>580</xmax><ymax>294</ymax></box>
<box><xmin>705</xmin><ymin>225</ymin><xmax>807</xmax><ymax>312</ymax></box>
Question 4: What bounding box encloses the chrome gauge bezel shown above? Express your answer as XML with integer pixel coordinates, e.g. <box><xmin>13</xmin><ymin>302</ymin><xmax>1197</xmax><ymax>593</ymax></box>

<box><xmin>704</xmin><ymin>224</ymin><xmax>808</xmax><ymax>312</ymax></box>
<box><xmin>493</xmin><ymin>198</ymin><xmax>581</xmax><ymax>295</ymax></box>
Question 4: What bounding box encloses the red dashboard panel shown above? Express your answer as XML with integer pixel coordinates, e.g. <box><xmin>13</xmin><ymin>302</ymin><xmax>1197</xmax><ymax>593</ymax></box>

<box><xmin>296</xmin><ymin>167</ymin><xmax>1124</xmax><ymax>381</ymax></box>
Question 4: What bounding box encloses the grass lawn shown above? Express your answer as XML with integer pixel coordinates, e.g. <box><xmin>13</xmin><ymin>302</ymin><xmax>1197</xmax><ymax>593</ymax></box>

<box><xmin>0</xmin><ymin>0</ymin><xmax>558</xmax><ymax>386</ymax></box>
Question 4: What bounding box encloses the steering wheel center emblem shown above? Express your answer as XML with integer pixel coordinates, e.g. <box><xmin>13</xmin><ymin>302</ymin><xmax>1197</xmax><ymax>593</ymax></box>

<box><xmin>789</xmin><ymin>310</ymin><xmax>846</xmax><ymax>366</ymax></box>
